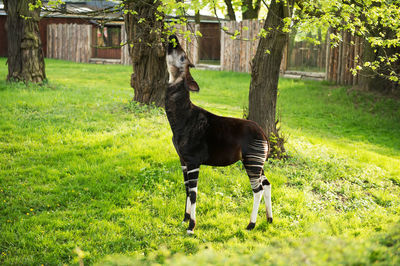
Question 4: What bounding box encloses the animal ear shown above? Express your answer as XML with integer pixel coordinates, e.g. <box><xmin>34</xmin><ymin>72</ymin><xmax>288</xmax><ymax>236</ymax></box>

<box><xmin>187</xmin><ymin>80</ymin><xmax>200</xmax><ymax>92</ymax></box>
<box><xmin>185</xmin><ymin>67</ymin><xmax>200</xmax><ymax>92</ymax></box>
<box><xmin>168</xmin><ymin>35</ymin><xmax>181</xmax><ymax>54</ymax></box>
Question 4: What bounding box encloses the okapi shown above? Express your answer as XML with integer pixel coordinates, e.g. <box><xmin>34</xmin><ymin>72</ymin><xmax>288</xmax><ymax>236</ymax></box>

<box><xmin>165</xmin><ymin>35</ymin><xmax>272</xmax><ymax>234</ymax></box>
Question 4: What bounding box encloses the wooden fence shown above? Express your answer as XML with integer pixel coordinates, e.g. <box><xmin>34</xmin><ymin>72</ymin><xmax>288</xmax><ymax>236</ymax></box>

<box><xmin>221</xmin><ymin>20</ymin><xmax>262</xmax><ymax>72</ymax></box>
<box><xmin>288</xmin><ymin>38</ymin><xmax>326</xmax><ymax>71</ymax></box>
<box><xmin>221</xmin><ymin>21</ymin><xmax>364</xmax><ymax>87</ymax></box>
<box><xmin>47</xmin><ymin>24</ymin><xmax>92</xmax><ymax>63</ymax></box>
<box><xmin>221</xmin><ymin>20</ymin><xmax>291</xmax><ymax>73</ymax></box>
<box><xmin>326</xmin><ymin>29</ymin><xmax>363</xmax><ymax>85</ymax></box>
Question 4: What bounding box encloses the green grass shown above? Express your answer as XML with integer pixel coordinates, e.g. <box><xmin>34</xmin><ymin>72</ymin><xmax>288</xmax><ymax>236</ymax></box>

<box><xmin>0</xmin><ymin>58</ymin><xmax>399</xmax><ymax>265</ymax></box>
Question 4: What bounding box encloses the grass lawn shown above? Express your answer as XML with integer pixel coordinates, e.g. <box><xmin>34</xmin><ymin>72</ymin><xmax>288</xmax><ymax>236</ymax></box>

<box><xmin>0</xmin><ymin>58</ymin><xmax>399</xmax><ymax>265</ymax></box>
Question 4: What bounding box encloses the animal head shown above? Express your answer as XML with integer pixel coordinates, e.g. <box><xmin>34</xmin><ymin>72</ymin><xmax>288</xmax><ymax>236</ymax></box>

<box><xmin>166</xmin><ymin>35</ymin><xmax>199</xmax><ymax>92</ymax></box>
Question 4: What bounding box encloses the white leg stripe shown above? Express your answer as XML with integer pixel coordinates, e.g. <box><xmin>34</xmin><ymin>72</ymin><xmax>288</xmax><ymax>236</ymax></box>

<box><xmin>186</xmin><ymin>196</ymin><xmax>191</xmax><ymax>214</ymax></box>
<box><xmin>182</xmin><ymin>166</ymin><xmax>187</xmax><ymax>171</ymax></box>
<box><xmin>190</xmin><ymin>202</ymin><xmax>196</xmax><ymax>220</ymax></box>
<box><xmin>184</xmin><ymin>178</ymin><xmax>198</xmax><ymax>184</ymax></box>
<box><xmin>250</xmin><ymin>191</ymin><xmax>263</xmax><ymax>223</ymax></box>
<box><xmin>263</xmin><ymin>184</ymin><xmax>273</xmax><ymax>218</ymax></box>
<box><xmin>245</xmin><ymin>164</ymin><xmax>264</xmax><ymax>168</ymax></box>
<box><xmin>246</xmin><ymin>155</ymin><xmax>266</xmax><ymax>161</ymax></box>
<box><xmin>187</xmin><ymin>168</ymin><xmax>199</xmax><ymax>174</ymax></box>
<box><xmin>189</xmin><ymin>187</ymin><xmax>197</xmax><ymax>193</ymax></box>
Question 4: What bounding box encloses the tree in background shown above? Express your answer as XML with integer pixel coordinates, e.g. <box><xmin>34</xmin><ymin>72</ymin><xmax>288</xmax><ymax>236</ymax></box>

<box><xmin>223</xmin><ymin>0</ymin><xmax>236</xmax><ymax>20</ymax></box>
<box><xmin>241</xmin><ymin>0</ymin><xmax>261</xmax><ymax>20</ymax></box>
<box><xmin>248</xmin><ymin>0</ymin><xmax>294</xmax><ymax>158</ymax></box>
<box><xmin>4</xmin><ymin>0</ymin><xmax>46</xmax><ymax>83</ymax></box>
<box><xmin>222</xmin><ymin>0</ymin><xmax>261</xmax><ymax>20</ymax></box>
<box><xmin>123</xmin><ymin>0</ymin><xmax>168</xmax><ymax>107</ymax></box>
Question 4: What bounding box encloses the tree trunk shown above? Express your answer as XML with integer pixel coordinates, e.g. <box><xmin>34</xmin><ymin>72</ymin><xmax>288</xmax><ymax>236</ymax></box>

<box><xmin>124</xmin><ymin>0</ymin><xmax>168</xmax><ymax>107</ymax></box>
<box><xmin>248</xmin><ymin>0</ymin><xmax>293</xmax><ymax>158</ymax></box>
<box><xmin>224</xmin><ymin>0</ymin><xmax>237</xmax><ymax>21</ymax></box>
<box><xmin>242</xmin><ymin>0</ymin><xmax>261</xmax><ymax>20</ymax></box>
<box><xmin>4</xmin><ymin>0</ymin><xmax>46</xmax><ymax>83</ymax></box>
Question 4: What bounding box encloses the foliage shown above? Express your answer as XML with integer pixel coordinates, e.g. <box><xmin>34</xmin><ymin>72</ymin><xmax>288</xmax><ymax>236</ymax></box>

<box><xmin>0</xmin><ymin>58</ymin><xmax>399</xmax><ymax>264</ymax></box>
<box><xmin>295</xmin><ymin>0</ymin><xmax>400</xmax><ymax>85</ymax></box>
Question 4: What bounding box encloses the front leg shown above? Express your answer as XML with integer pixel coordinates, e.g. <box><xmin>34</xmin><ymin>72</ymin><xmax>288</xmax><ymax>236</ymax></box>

<box><xmin>186</xmin><ymin>165</ymin><xmax>200</xmax><ymax>234</ymax></box>
<box><xmin>181</xmin><ymin>164</ymin><xmax>191</xmax><ymax>222</ymax></box>
<box><xmin>173</xmin><ymin>139</ymin><xmax>191</xmax><ymax>223</ymax></box>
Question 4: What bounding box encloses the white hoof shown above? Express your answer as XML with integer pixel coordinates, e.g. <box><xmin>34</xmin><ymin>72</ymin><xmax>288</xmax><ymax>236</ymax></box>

<box><xmin>187</xmin><ymin>230</ymin><xmax>194</xmax><ymax>235</ymax></box>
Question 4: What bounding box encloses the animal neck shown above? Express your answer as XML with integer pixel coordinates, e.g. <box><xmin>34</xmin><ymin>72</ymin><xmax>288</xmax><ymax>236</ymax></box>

<box><xmin>167</xmin><ymin>65</ymin><xmax>182</xmax><ymax>84</ymax></box>
<box><xmin>165</xmin><ymin>80</ymin><xmax>193</xmax><ymax>134</ymax></box>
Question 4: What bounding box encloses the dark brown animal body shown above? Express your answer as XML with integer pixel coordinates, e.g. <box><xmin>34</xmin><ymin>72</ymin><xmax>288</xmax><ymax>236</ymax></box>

<box><xmin>166</xmin><ymin>87</ymin><xmax>267</xmax><ymax>167</ymax></box>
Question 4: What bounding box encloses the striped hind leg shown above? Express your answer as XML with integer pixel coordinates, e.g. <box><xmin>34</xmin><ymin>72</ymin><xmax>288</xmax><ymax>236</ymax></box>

<box><xmin>243</xmin><ymin>139</ymin><xmax>268</xmax><ymax>230</ymax></box>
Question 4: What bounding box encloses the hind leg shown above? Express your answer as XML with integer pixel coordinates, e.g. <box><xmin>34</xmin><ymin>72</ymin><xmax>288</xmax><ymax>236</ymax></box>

<box><xmin>261</xmin><ymin>170</ymin><xmax>273</xmax><ymax>223</ymax></box>
<box><xmin>243</xmin><ymin>159</ymin><xmax>265</xmax><ymax>230</ymax></box>
<box><xmin>243</xmin><ymin>139</ymin><xmax>268</xmax><ymax>230</ymax></box>
<box><xmin>247</xmin><ymin>188</ymin><xmax>263</xmax><ymax>230</ymax></box>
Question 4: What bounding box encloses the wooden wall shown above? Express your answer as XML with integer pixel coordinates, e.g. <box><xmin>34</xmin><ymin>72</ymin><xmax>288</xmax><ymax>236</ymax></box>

<box><xmin>47</xmin><ymin>24</ymin><xmax>92</xmax><ymax>63</ymax></box>
<box><xmin>93</xmin><ymin>48</ymin><xmax>121</xmax><ymax>59</ymax></box>
<box><xmin>199</xmin><ymin>23</ymin><xmax>220</xmax><ymax>61</ymax></box>
<box><xmin>0</xmin><ymin>16</ymin><xmax>91</xmax><ymax>57</ymax></box>
<box><xmin>40</xmin><ymin>18</ymin><xmax>91</xmax><ymax>57</ymax></box>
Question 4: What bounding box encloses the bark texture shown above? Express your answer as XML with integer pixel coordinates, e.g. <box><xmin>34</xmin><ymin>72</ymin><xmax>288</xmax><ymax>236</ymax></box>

<box><xmin>224</xmin><ymin>0</ymin><xmax>237</xmax><ymax>21</ymax></box>
<box><xmin>4</xmin><ymin>0</ymin><xmax>46</xmax><ymax>83</ymax></box>
<box><xmin>124</xmin><ymin>0</ymin><xmax>168</xmax><ymax>107</ymax></box>
<box><xmin>248</xmin><ymin>0</ymin><xmax>293</xmax><ymax>158</ymax></box>
<box><xmin>242</xmin><ymin>0</ymin><xmax>261</xmax><ymax>20</ymax></box>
